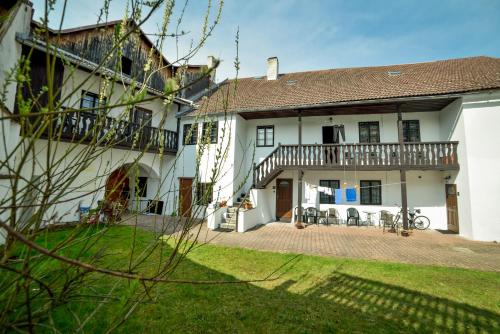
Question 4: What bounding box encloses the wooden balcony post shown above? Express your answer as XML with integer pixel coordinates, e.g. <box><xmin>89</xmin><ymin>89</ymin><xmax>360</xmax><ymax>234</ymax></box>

<box><xmin>296</xmin><ymin>111</ymin><xmax>304</xmax><ymax>229</ymax></box>
<box><xmin>397</xmin><ymin>106</ymin><xmax>409</xmax><ymax>232</ymax></box>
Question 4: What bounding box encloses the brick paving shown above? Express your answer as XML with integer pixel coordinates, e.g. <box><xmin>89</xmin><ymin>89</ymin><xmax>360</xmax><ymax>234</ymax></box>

<box><xmin>126</xmin><ymin>215</ymin><xmax>500</xmax><ymax>271</ymax></box>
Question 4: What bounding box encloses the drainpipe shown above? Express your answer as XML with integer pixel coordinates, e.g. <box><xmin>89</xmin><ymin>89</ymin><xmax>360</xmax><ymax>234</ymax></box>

<box><xmin>296</xmin><ymin>110</ymin><xmax>304</xmax><ymax>229</ymax></box>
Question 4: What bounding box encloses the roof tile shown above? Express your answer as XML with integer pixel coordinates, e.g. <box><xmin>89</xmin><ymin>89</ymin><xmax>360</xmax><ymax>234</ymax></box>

<box><xmin>194</xmin><ymin>56</ymin><xmax>500</xmax><ymax>114</ymax></box>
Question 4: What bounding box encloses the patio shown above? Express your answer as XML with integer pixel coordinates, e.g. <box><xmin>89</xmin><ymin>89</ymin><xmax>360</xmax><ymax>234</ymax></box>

<box><xmin>126</xmin><ymin>215</ymin><xmax>500</xmax><ymax>271</ymax></box>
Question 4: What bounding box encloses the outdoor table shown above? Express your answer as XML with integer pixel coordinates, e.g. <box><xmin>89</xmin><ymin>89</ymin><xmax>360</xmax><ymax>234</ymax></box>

<box><xmin>363</xmin><ymin>211</ymin><xmax>377</xmax><ymax>226</ymax></box>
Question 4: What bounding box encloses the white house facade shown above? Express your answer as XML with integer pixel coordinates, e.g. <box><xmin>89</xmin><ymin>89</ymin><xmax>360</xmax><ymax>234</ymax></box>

<box><xmin>178</xmin><ymin>56</ymin><xmax>500</xmax><ymax>242</ymax></box>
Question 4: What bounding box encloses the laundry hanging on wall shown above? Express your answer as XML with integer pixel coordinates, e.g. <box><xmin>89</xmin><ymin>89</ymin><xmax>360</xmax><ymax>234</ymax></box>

<box><xmin>333</xmin><ymin>125</ymin><xmax>346</xmax><ymax>143</ymax></box>
<box><xmin>346</xmin><ymin>187</ymin><xmax>357</xmax><ymax>202</ymax></box>
<box><xmin>335</xmin><ymin>188</ymin><xmax>343</xmax><ymax>204</ymax></box>
<box><xmin>304</xmin><ymin>183</ymin><xmax>312</xmax><ymax>201</ymax></box>
<box><xmin>318</xmin><ymin>186</ymin><xmax>333</xmax><ymax>196</ymax></box>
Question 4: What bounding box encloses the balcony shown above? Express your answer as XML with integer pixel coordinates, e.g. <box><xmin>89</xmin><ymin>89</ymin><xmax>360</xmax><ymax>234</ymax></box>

<box><xmin>27</xmin><ymin>110</ymin><xmax>178</xmax><ymax>154</ymax></box>
<box><xmin>253</xmin><ymin>142</ymin><xmax>459</xmax><ymax>188</ymax></box>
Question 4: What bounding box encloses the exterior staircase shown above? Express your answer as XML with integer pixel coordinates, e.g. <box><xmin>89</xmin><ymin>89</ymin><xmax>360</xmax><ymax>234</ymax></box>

<box><xmin>219</xmin><ymin>191</ymin><xmax>253</xmax><ymax>230</ymax></box>
<box><xmin>220</xmin><ymin>205</ymin><xmax>239</xmax><ymax>230</ymax></box>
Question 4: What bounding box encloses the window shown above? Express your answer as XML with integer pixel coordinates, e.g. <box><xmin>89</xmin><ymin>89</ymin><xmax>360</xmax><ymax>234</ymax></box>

<box><xmin>183</xmin><ymin>123</ymin><xmax>198</xmax><ymax>145</ymax></box>
<box><xmin>130</xmin><ymin>107</ymin><xmax>152</xmax><ymax>125</ymax></box>
<box><xmin>121</xmin><ymin>56</ymin><xmax>132</xmax><ymax>75</ymax></box>
<box><xmin>80</xmin><ymin>91</ymin><xmax>106</xmax><ymax>113</ymax></box>
<box><xmin>403</xmin><ymin>120</ymin><xmax>421</xmax><ymax>142</ymax></box>
<box><xmin>358</xmin><ymin>122</ymin><xmax>380</xmax><ymax>143</ymax></box>
<box><xmin>196</xmin><ymin>182</ymin><xmax>213</xmax><ymax>205</ymax></box>
<box><xmin>256</xmin><ymin>125</ymin><xmax>274</xmax><ymax>147</ymax></box>
<box><xmin>360</xmin><ymin>180</ymin><xmax>382</xmax><ymax>205</ymax></box>
<box><xmin>202</xmin><ymin>121</ymin><xmax>218</xmax><ymax>144</ymax></box>
<box><xmin>319</xmin><ymin>180</ymin><xmax>340</xmax><ymax>204</ymax></box>
<box><xmin>136</xmin><ymin>177</ymin><xmax>148</xmax><ymax>198</ymax></box>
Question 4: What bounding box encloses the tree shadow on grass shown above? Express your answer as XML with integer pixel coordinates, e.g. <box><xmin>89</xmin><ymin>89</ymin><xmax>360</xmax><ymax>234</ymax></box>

<box><xmin>36</xmin><ymin>227</ymin><xmax>499</xmax><ymax>333</ymax></box>
<box><xmin>119</xmin><ymin>259</ymin><xmax>500</xmax><ymax>334</ymax></box>
<box><xmin>293</xmin><ymin>271</ymin><xmax>499</xmax><ymax>333</ymax></box>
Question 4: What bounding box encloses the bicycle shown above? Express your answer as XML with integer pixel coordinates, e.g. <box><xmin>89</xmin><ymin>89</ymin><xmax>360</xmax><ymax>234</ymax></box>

<box><xmin>393</xmin><ymin>207</ymin><xmax>431</xmax><ymax>230</ymax></box>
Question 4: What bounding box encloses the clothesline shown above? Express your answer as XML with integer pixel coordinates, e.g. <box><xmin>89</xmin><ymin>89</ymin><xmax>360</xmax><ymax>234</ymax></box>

<box><xmin>312</xmin><ymin>181</ymin><xmax>407</xmax><ymax>191</ymax></box>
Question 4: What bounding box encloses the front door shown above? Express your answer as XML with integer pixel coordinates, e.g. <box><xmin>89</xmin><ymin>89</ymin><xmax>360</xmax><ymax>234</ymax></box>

<box><xmin>276</xmin><ymin>178</ymin><xmax>293</xmax><ymax>221</ymax></box>
<box><xmin>105</xmin><ymin>168</ymin><xmax>130</xmax><ymax>208</ymax></box>
<box><xmin>179</xmin><ymin>178</ymin><xmax>193</xmax><ymax>217</ymax></box>
<box><xmin>131</xmin><ymin>107</ymin><xmax>153</xmax><ymax>145</ymax></box>
<box><xmin>446</xmin><ymin>184</ymin><xmax>459</xmax><ymax>233</ymax></box>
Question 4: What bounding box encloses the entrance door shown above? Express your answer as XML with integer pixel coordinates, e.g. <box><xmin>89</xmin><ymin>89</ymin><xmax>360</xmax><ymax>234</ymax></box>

<box><xmin>105</xmin><ymin>168</ymin><xmax>130</xmax><ymax>208</ymax></box>
<box><xmin>131</xmin><ymin>107</ymin><xmax>153</xmax><ymax>146</ymax></box>
<box><xmin>322</xmin><ymin>126</ymin><xmax>340</xmax><ymax>164</ymax></box>
<box><xmin>276</xmin><ymin>178</ymin><xmax>293</xmax><ymax>221</ymax></box>
<box><xmin>179</xmin><ymin>178</ymin><xmax>193</xmax><ymax>217</ymax></box>
<box><xmin>446</xmin><ymin>184</ymin><xmax>459</xmax><ymax>233</ymax></box>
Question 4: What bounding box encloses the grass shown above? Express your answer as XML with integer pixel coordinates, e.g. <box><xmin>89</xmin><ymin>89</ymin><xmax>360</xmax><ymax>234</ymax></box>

<box><xmin>28</xmin><ymin>226</ymin><xmax>500</xmax><ymax>333</ymax></box>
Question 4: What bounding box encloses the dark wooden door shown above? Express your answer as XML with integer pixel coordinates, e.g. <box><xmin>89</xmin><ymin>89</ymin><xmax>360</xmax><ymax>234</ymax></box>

<box><xmin>446</xmin><ymin>184</ymin><xmax>459</xmax><ymax>233</ymax></box>
<box><xmin>105</xmin><ymin>168</ymin><xmax>130</xmax><ymax>207</ymax></box>
<box><xmin>131</xmin><ymin>107</ymin><xmax>153</xmax><ymax>146</ymax></box>
<box><xmin>276</xmin><ymin>178</ymin><xmax>293</xmax><ymax>221</ymax></box>
<box><xmin>179</xmin><ymin>178</ymin><xmax>193</xmax><ymax>217</ymax></box>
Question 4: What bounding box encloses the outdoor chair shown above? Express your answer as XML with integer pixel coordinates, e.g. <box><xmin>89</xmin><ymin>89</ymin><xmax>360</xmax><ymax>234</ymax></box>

<box><xmin>305</xmin><ymin>207</ymin><xmax>318</xmax><ymax>225</ymax></box>
<box><xmin>318</xmin><ymin>210</ymin><xmax>328</xmax><ymax>225</ymax></box>
<box><xmin>327</xmin><ymin>207</ymin><xmax>341</xmax><ymax>225</ymax></box>
<box><xmin>346</xmin><ymin>207</ymin><xmax>360</xmax><ymax>226</ymax></box>
<box><xmin>293</xmin><ymin>206</ymin><xmax>305</xmax><ymax>223</ymax></box>
<box><xmin>380</xmin><ymin>210</ymin><xmax>398</xmax><ymax>235</ymax></box>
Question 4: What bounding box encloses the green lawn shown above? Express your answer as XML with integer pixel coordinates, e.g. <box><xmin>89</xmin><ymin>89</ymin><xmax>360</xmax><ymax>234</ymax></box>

<box><xmin>24</xmin><ymin>227</ymin><xmax>500</xmax><ymax>333</ymax></box>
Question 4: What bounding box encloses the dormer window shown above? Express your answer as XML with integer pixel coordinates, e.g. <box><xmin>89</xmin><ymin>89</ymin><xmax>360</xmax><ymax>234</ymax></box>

<box><xmin>121</xmin><ymin>56</ymin><xmax>132</xmax><ymax>75</ymax></box>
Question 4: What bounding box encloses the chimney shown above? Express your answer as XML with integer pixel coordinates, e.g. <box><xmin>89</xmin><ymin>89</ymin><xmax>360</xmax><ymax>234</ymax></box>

<box><xmin>267</xmin><ymin>57</ymin><xmax>279</xmax><ymax>80</ymax></box>
<box><xmin>207</xmin><ymin>55</ymin><xmax>217</xmax><ymax>82</ymax></box>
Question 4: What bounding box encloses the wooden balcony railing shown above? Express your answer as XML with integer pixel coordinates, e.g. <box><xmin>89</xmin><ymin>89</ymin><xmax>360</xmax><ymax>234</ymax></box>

<box><xmin>253</xmin><ymin>142</ymin><xmax>459</xmax><ymax>188</ymax></box>
<box><xmin>26</xmin><ymin>110</ymin><xmax>178</xmax><ymax>154</ymax></box>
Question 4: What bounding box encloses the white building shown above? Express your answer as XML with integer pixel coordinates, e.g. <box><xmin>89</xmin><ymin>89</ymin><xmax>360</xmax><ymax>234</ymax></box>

<box><xmin>2</xmin><ymin>2</ymin><xmax>500</xmax><ymax>243</ymax></box>
<box><xmin>0</xmin><ymin>1</ymin><xmax>201</xmax><ymax>243</ymax></box>
<box><xmin>177</xmin><ymin>56</ymin><xmax>500</xmax><ymax>242</ymax></box>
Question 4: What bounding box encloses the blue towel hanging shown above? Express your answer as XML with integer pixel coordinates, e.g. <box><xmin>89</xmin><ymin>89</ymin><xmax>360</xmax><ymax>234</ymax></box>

<box><xmin>346</xmin><ymin>188</ymin><xmax>357</xmax><ymax>202</ymax></box>
<box><xmin>335</xmin><ymin>188</ymin><xmax>343</xmax><ymax>204</ymax></box>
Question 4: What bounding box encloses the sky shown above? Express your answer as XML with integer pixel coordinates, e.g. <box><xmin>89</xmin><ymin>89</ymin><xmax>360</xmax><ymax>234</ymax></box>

<box><xmin>31</xmin><ymin>0</ymin><xmax>500</xmax><ymax>82</ymax></box>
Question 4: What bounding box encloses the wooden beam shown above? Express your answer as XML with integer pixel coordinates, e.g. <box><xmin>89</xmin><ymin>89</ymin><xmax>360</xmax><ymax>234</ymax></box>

<box><xmin>397</xmin><ymin>107</ymin><xmax>409</xmax><ymax>232</ymax></box>
<box><xmin>296</xmin><ymin>111</ymin><xmax>304</xmax><ymax>229</ymax></box>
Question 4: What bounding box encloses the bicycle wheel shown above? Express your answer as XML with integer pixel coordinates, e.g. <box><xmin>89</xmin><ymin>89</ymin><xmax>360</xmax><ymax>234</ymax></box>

<box><xmin>413</xmin><ymin>216</ymin><xmax>430</xmax><ymax>230</ymax></box>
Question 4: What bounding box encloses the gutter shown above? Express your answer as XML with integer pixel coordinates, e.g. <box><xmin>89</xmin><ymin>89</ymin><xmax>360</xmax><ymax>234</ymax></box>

<box><xmin>15</xmin><ymin>33</ymin><xmax>192</xmax><ymax>106</ymax></box>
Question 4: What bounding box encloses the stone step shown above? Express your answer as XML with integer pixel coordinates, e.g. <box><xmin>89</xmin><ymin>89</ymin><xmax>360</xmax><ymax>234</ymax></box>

<box><xmin>220</xmin><ymin>222</ymin><xmax>236</xmax><ymax>230</ymax></box>
<box><xmin>223</xmin><ymin>216</ymin><xmax>237</xmax><ymax>223</ymax></box>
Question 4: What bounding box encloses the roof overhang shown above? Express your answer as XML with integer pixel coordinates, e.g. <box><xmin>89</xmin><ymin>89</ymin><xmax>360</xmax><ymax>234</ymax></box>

<box><xmin>237</xmin><ymin>95</ymin><xmax>461</xmax><ymax>119</ymax></box>
<box><xmin>16</xmin><ymin>33</ymin><xmax>193</xmax><ymax>106</ymax></box>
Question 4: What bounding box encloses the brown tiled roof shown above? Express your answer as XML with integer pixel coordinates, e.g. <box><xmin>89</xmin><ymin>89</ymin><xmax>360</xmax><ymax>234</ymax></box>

<box><xmin>194</xmin><ymin>56</ymin><xmax>500</xmax><ymax>114</ymax></box>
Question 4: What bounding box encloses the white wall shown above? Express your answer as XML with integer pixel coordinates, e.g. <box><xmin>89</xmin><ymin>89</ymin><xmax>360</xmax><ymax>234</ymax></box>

<box><xmin>22</xmin><ymin>140</ymin><xmax>172</xmax><ymax>222</ymax></box>
<box><xmin>256</xmin><ymin>170</ymin><xmax>447</xmax><ymax>229</ymax></box>
<box><xmin>175</xmin><ymin>112</ymin><xmax>243</xmax><ymax>215</ymax></box>
<box><xmin>461</xmin><ymin>92</ymin><xmax>500</xmax><ymax>241</ymax></box>
<box><xmin>0</xmin><ymin>2</ymin><xmax>33</xmax><ymax>244</ymax></box>
<box><xmin>439</xmin><ymin>90</ymin><xmax>500</xmax><ymax>241</ymax></box>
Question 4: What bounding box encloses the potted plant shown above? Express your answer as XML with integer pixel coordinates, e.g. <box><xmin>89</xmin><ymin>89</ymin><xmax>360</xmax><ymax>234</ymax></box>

<box><xmin>243</xmin><ymin>198</ymin><xmax>253</xmax><ymax>210</ymax></box>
